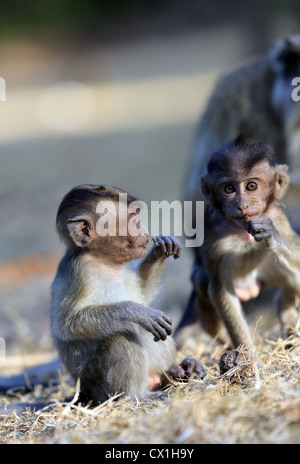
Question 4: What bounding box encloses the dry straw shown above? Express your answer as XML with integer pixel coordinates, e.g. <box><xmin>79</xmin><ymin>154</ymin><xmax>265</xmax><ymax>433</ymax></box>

<box><xmin>1</xmin><ymin>325</ymin><xmax>300</xmax><ymax>444</ymax></box>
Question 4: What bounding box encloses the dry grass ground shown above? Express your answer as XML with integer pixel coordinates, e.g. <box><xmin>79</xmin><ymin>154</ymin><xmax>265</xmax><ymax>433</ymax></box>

<box><xmin>1</xmin><ymin>325</ymin><xmax>300</xmax><ymax>444</ymax></box>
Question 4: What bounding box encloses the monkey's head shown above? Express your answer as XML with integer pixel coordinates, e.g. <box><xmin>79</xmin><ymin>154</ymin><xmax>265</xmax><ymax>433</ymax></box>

<box><xmin>56</xmin><ymin>185</ymin><xmax>149</xmax><ymax>263</ymax></box>
<box><xmin>201</xmin><ymin>134</ymin><xmax>290</xmax><ymax>222</ymax></box>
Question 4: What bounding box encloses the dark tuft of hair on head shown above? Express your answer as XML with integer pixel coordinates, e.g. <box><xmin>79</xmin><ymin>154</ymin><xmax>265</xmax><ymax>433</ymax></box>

<box><xmin>207</xmin><ymin>133</ymin><xmax>277</xmax><ymax>177</ymax></box>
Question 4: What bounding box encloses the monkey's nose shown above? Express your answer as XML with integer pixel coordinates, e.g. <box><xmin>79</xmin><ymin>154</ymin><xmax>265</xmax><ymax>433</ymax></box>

<box><xmin>238</xmin><ymin>206</ymin><xmax>249</xmax><ymax>214</ymax></box>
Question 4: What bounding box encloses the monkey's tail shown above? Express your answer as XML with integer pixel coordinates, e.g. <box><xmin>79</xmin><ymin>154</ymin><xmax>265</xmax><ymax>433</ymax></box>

<box><xmin>0</xmin><ymin>402</ymin><xmax>54</xmax><ymax>416</ymax></box>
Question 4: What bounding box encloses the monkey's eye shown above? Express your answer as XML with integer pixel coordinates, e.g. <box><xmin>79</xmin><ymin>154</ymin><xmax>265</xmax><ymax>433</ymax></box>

<box><xmin>246</xmin><ymin>182</ymin><xmax>258</xmax><ymax>191</ymax></box>
<box><xmin>223</xmin><ymin>185</ymin><xmax>236</xmax><ymax>194</ymax></box>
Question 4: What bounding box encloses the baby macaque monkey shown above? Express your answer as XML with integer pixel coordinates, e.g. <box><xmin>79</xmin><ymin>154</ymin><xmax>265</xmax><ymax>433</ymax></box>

<box><xmin>178</xmin><ymin>134</ymin><xmax>300</xmax><ymax>348</ymax></box>
<box><xmin>51</xmin><ymin>185</ymin><xmax>204</xmax><ymax>404</ymax></box>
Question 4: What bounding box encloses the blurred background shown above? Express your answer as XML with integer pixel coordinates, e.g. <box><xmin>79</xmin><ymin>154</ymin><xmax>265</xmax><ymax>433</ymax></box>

<box><xmin>0</xmin><ymin>0</ymin><xmax>300</xmax><ymax>367</ymax></box>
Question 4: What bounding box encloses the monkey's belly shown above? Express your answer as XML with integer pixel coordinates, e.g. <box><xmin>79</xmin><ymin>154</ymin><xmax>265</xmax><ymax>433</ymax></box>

<box><xmin>233</xmin><ymin>271</ymin><xmax>262</xmax><ymax>302</ymax></box>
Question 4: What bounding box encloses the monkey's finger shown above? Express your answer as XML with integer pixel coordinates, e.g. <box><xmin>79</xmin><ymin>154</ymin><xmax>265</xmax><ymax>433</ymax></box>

<box><xmin>246</xmin><ymin>217</ymin><xmax>273</xmax><ymax>230</ymax></box>
<box><xmin>161</xmin><ymin>313</ymin><xmax>172</xmax><ymax>325</ymax></box>
<box><xmin>184</xmin><ymin>364</ymin><xmax>194</xmax><ymax>377</ymax></box>
<box><xmin>249</xmin><ymin>216</ymin><xmax>272</xmax><ymax>223</ymax></box>
<box><xmin>160</xmin><ymin>314</ymin><xmax>173</xmax><ymax>330</ymax></box>
<box><xmin>152</xmin><ymin>236</ymin><xmax>158</xmax><ymax>247</ymax></box>
<box><xmin>187</xmin><ymin>359</ymin><xmax>206</xmax><ymax>378</ymax></box>
<box><xmin>155</xmin><ymin>237</ymin><xmax>167</xmax><ymax>256</ymax></box>
<box><xmin>169</xmin><ymin>236</ymin><xmax>182</xmax><ymax>259</ymax></box>
<box><xmin>160</xmin><ymin>236</ymin><xmax>173</xmax><ymax>256</ymax></box>
<box><xmin>194</xmin><ymin>362</ymin><xmax>206</xmax><ymax>379</ymax></box>
<box><xmin>153</xmin><ymin>323</ymin><xmax>170</xmax><ymax>341</ymax></box>
<box><xmin>169</xmin><ymin>365</ymin><xmax>186</xmax><ymax>380</ymax></box>
<box><xmin>246</xmin><ymin>221</ymin><xmax>272</xmax><ymax>236</ymax></box>
<box><xmin>173</xmin><ymin>243</ymin><xmax>182</xmax><ymax>259</ymax></box>
<box><xmin>152</xmin><ymin>326</ymin><xmax>165</xmax><ymax>342</ymax></box>
<box><xmin>158</xmin><ymin>318</ymin><xmax>172</xmax><ymax>336</ymax></box>
<box><xmin>181</xmin><ymin>358</ymin><xmax>196</xmax><ymax>377</ymax></box>
<box><xmin>253</xmin><ymin>231</ymin><xmax>272</xmax><ymax>242</ymax></box>
<box><xmin>249</xmin><ymin>226</ymin><xmax>273</xmax><ymax>237</ymax></box>
<box><xmin>181</xmin><ymin>358</ymin><xmax>206</xmax><ymax>379</ymax></box>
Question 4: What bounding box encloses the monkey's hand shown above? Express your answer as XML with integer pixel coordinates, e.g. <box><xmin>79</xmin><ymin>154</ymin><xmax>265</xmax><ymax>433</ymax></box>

<box><xmin>245</xmin><ymin>217</ymin><xmax>281</xmax><ymax>244</ymax></box>
<box><xmin>140</xmin><ymin>308</ymin><xmax>173</xmax><ymax>342</ymax></box>
<box><xmin>152</xmin><ymin>235</ymin><xmax>182</xmax><ymax>259</ymax></box>
<box><xmin>169</xmin><ymin>358</ymin><xmax>206</xmax><ymax>381</ymax></box>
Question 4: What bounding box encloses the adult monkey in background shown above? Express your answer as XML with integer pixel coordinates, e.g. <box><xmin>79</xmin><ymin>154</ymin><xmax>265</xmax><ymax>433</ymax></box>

<box><xmin>177</xmin><ymin>135</ymin><xmax>300</xmax><ymax>349</ymax></box>
<box><xmin>176</xmin><ymin>34</ymin><xmax>300</xmax><ymax>344</ymax></box>
<box><xmin>51</xmin><ymin>185</ymin><xmax>205</xmax><ymax>405</ymax></box>
<box><xmin>185</xmin><ymin>34</ymin><xmax>300</xmax><ymax>210</ymax></box>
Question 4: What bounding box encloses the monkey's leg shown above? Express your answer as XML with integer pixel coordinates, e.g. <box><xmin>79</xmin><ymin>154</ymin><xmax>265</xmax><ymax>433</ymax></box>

<box><xmin>195</xmin><ymin>294</ymin><xmax>230</xmax><ymax>345</ymax></box>
<box><xmin>80</xmin><ymin>335</ymin><xmax>151</xmax><ymax>404</ymax></box>
<box><xmin>174</xmin><ymin>290</ymin><xmax>198</xmax><ymax>337</ymax></box>
<box><xmin>276</xmin><ymin>289</ymin><xmax>299</xmax><ymax>339</ymax></box>
<box><xmin>209</xmin><ymin>282</ymin><xmax>253</xmax><ymax>348</ymax></box>
<box><xmin>175</xmin><ymin>263</ymin><xmax>229</xmax><ymax>345</ymax></box>
<box><xmin>175</xmin><ymin>262</ymin><xmax>209</xmax><ymax>336</ymax></box>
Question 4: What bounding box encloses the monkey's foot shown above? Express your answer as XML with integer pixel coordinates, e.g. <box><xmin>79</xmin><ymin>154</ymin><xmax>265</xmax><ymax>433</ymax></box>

<box><xmin>148</xmin><ymin>373</ymin><xmax>163</xmax><ymax>391</ymax></box>
<box><xmin>219</xmin><ymin>349</ymin><xmax>249</xmax><ymax>375</ymax></box>
<box><xmin>169</xmin><ymin>358</ymin><xmax>206</xmax><ymax>381</ymax></box>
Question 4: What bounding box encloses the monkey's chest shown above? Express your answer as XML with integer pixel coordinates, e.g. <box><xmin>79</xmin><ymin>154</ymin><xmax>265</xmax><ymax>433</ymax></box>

<box><xmin>83</xmin><ymin>275</ymin><xmax>146</xmax><ymax>306</ymax></box>
<box><xmin>227</xmin><ymin>236</ymin><xmax>266</xmax><ymax>301</ymax></box>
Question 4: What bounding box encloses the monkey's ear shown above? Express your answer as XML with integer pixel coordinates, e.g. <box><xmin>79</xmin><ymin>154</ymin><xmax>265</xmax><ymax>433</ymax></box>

<box><xmin>274</xmin><ymin>164</ymin><xmax>290</xmax><ymax>199</ymax></box>
<box><xmin>67</xmin><ymin>216</ymin><xmax>94</xmax><ymax>247</ymax></box>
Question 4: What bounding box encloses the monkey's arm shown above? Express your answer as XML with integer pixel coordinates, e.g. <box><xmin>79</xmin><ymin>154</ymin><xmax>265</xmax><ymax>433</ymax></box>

<box><xmin>138</xmin><ymin>236</ymin><xmax>182</xmax><ymax>302</ymax></box>
<box><xmin>245</xmin><ymin>217</ymin><xmax>300</xmax><ymax>271</ymax></box>
<box><xmin>55</xmin><ymin>301</ymin><xmax>172</xmax><ymax>343</ymax></box>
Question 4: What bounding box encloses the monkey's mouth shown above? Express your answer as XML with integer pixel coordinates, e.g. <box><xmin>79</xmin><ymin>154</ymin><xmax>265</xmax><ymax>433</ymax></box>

<box><xmin>137</xmin><ymin>239</ymin><xmax>149</xmax><ymax>255</ymax></box>
<box><xmin>134</xmin><ymin>237</ymin><xmax>149</xmax><ymax>249</ymax></box>
<box><xmin>139</xmin><ymin>244</ymin><xmax>148</xmax><ymax>250</ymax></box>
<box><xmin>230</xmin><ymin>214</ymin><xmax>262</xmax><ymax>228</ymax></box>
<box><xmin>231</xmin><ymin>213</ymin><xmax>260</xmax><ymax>221</ymax></box>
<box><xmin>231</xmin><ymin>216</ymin><xmax>251</xmax><ymax>221</ymax></box>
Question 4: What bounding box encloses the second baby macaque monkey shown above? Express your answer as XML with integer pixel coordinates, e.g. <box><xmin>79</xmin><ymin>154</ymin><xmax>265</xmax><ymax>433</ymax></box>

<box><xmin>177</xmin><ymin>134</ymin><xmax>300</xmax><ymax>348</ymax></box>
<box><xmin>51</xmin><ymin>185</ymin><xmax>205</xmax><ymax>405</ymax></box>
